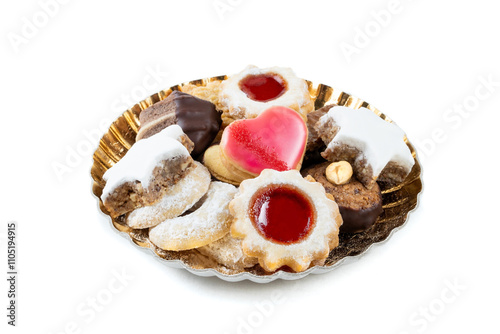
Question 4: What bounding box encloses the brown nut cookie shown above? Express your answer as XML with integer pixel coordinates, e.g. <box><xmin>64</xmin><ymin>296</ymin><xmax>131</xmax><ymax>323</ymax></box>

<box><xmin>302</xmin><ymin>161</ymin><xmax>383</xmax><ymax>233</ymax></box>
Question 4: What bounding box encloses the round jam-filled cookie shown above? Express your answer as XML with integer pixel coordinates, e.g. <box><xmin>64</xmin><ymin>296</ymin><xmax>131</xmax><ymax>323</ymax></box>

<box><xmin>230</xmin><ymin>169</ymin><xmax>343</xmax><ymax>273</ymax></box>
<box><xmin>302</xmin><ymin>162</ymin><xmax>383</xmax><ymax>233</ymax></box>
<box><xmin>137</xmin><ymin>91</ymin><xmax>221</xmax><ymax>157</ymax></box>
<box><xmin>126</xmin><ymin>161</ymin><xmax>211</xmax><ymax>229</ymax></box>
<box><xmin>219</xmin><ymin>65</ymin><xmax>314</xmax><ymax>124</ymax></box>
<box><xmin>149</xmin><ymin>182</ymin><xmax>238</xmax><ymax>251</ymax></box>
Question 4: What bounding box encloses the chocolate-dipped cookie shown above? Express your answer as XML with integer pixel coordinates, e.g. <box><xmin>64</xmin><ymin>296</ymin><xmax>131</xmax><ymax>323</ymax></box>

<box><xmin>302</xmin><ymin>161</ymin><xmax>383</xmax><ymax>233</ymax></box>
<box><xmin>137</xmin><ymin>91</ymin><xmax>221</xmax><ymax>157</ymax></box>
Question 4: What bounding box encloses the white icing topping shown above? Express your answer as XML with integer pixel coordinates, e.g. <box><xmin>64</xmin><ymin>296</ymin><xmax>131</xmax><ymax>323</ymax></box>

<box><xmin>152</xmin><ymin>123</ymin><xmax>185</xmax><ymax>141</ymax></box>
<box><xmin>219</xmin><ymin>65</ymin><xmax>312</xmax><ymax>119</ymax></box>
<box><xmin>101</xmin><ymin>125</ymin><xmax>189</xmax><ymax>201</ymax></box>
<box><xmin>126</xmin><ymin>162</ymin><xmax>211</xmax><ymax>229</ymax></box>
<box><xmin>320</xmin><ymin>106</ymin><xmax>415</xmax><ymax>176</ymax></box>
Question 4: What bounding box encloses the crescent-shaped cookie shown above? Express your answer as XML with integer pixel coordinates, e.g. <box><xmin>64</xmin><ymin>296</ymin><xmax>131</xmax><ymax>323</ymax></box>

<box><xmin>149</xmin><ymin>182</ymin><xmax>238</xmax><ymax>251</ymax></box>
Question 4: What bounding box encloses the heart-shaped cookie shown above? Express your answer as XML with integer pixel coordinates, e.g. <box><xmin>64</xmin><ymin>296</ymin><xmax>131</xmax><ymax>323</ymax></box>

<box><xmin>220</xmin><ymin>106</ymin><xmax>307</xmax><ymax>176</ymax></box>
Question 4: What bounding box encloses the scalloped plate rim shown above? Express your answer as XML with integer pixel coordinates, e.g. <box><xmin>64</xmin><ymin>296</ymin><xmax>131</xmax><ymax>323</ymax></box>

<box><xmin>91</xmin><ymin>186</ymin><xmax>423</xmax><ymax>283</ymax></box>
<box><xmin>90</xmin><ymin>148</ymin><xmax>424</xmax><ymax>284</ymax></box>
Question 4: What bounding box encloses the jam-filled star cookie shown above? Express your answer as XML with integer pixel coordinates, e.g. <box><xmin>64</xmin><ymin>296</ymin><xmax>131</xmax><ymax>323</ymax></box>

<box><xmin>229</xmin><ymin>169</ymin><xmax>343</xmax><ymax>272</ymax></box>
<box><xmin>219</xmin><ymin>65</ymin><xmax>314</xmax><ymax>125</ymax></box>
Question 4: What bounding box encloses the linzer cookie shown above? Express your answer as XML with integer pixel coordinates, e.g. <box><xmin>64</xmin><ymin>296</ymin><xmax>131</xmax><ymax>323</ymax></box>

<box><xmin>91</xmin><ymin>65</ymin><xmax>422</xmax><ymax>282</ymax></box>
<box><xmin>230</xmin><ymin>169</ymin><xmax>342</xmax><ymax>272</ymax></box>
<box><xmin>219</xmin><ymin>65</ymin><xmax>314</xmax><ymax>125</ymax></box>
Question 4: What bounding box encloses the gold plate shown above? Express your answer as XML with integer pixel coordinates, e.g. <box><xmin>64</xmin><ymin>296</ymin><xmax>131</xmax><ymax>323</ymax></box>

<box><xmin>90</xmin><ymin>76</ymin><xmax>422</xmax><ymax>282</ymax></box>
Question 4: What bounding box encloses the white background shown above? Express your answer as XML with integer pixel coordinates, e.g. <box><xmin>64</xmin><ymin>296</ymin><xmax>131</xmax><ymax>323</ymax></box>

<box><xmin>1</xmin><ymin>0</ymin><xmax>499</xmax><ymax>333</ymax></box>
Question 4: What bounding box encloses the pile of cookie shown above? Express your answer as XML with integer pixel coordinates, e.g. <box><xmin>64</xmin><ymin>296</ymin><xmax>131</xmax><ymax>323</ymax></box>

<box><xmin>101</xmin><ymin>65</ymin><xmax>415</xmax><ymax>273</ymax></box>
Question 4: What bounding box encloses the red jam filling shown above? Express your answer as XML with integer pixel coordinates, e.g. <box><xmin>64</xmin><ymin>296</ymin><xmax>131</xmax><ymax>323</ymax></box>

<box><xmin>239</xmin><ymin>73</ymin><xmax>287</xmax><ymax>102</ymax></box>
<box><xmin>249</xmin><ymin>185</ymin><xmax>315</xmax><ymax>244</ymax></box>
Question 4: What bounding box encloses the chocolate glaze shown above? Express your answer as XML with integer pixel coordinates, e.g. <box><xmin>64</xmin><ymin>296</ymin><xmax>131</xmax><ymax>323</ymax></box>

<box><xmin>301</xmin><ymin>161</ymin><xmax>383</xmax><ymax>234</ymax></box>
<box><xmin>338</xmin><ymin>203</ymin><xmax>383</xmax><ymax>234</ymax></box>
<box><xmin>138</xmin><ymin>91</ymin><xmax>221</xmax><ymax>157</ymax></box>
<box><xmin>172</xmin><ymin>91</ymin><xmax>221</xmax><ymax>156</ymax></box>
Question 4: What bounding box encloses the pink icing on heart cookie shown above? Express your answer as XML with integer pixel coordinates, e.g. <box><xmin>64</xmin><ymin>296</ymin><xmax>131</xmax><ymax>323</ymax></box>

<box><xmin>220</xmin><ymin>106</ymin><xmax>307</xmax><ymax>176</ymax></box>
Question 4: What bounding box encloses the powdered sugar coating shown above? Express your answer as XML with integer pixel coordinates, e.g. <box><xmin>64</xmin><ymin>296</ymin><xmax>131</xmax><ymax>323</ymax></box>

<box><xmin>230</xmin><ymin>169</ymin><xmax>343</xmax><ymax>272</ymax></box>
<box><xmin>126</xmin><ymin>162</ymin><xmax>211</xmax><ymax>229</ymax></box>
<box><xmin>319</xmin><ymin>106</ymin><xmax>414</xmax><ymax>178</ymax></box>
<box><xmin>197</xmin><ymin>234</ymin><xmax>258</xmax><ymax>270</ymax></box>
<box><xmin>149</xmin><ymin>182</ymin><xmax>238</xmax><ymax>251</ymax></box>
<box><xmin>101</xmin><ymin>125</ymin><xmax>188</xmax><ymax>201</ymax></box>
<box><xmin>219</xmin><ymin>65</ymin><xmax>313</xmax><ymax>120</ymax></box>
